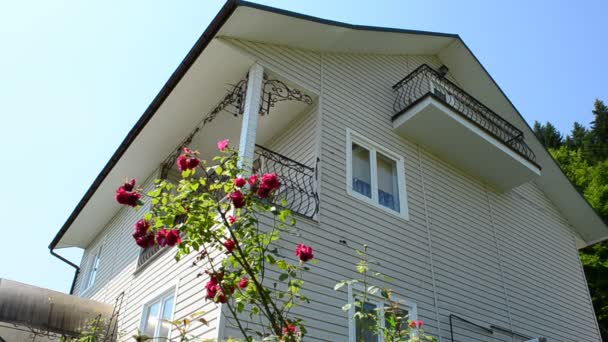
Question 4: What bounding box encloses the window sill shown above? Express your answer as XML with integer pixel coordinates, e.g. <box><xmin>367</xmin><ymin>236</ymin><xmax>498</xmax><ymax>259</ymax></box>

<box><xmin>346</xmin><ymin>188</ymin><xmax>409</xmax><ymax>221</ymax></box>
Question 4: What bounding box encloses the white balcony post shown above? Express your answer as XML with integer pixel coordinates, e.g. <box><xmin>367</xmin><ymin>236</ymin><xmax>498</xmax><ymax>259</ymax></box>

<box><xmin>238</xmin><ymin>63</ymin><xmax>264</xmax><ymax>172</ymax></box>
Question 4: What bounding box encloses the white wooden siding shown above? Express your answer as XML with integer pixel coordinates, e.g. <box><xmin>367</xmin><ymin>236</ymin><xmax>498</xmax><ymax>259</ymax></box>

<box><xmin>74</xmin><ymin>39</ymin><xmax>601</xmax><ymax>342</ymax></box>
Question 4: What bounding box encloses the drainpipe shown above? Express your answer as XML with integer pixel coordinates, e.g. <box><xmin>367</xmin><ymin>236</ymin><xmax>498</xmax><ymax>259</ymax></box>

<box><xmin>50</xmin><ymin>248</ymin><xmax>80</xmax><ymax>295</ymax></box>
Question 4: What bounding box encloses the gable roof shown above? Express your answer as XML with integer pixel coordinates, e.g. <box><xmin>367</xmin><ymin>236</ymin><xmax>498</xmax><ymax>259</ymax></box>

<box><xmin>50</xmin><ymin>0</ymin><xmax>608</xmax><ymax>252</ymax></box>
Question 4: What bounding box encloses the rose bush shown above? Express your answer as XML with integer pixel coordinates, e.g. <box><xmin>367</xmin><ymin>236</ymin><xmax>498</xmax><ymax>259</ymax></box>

<box><xmin>116</xmin><ymin>140</ymin><xmax>315</xmax><ymax>341</ymax></box>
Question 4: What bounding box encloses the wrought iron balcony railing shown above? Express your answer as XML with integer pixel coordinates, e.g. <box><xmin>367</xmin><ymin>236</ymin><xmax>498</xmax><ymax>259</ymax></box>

<box><xmin>392</xmin><ymin>64</ymin><xmax>537</xmax><ymax>165</ymax></box>
<box><xmin>253</xmin><ymin>144</ymin><xmax>319</xmax><ymax>219</ymax></box>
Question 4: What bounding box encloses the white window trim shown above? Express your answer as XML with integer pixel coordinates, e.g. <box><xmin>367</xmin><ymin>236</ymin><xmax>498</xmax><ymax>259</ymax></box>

<box><xmin>139</xmin><ymin>287</ymin><xmax>177</xmax><ymax>340</ymax></box>
<box><xmin>81</xmin><ymin>244</ymin><xmax>103</xmax><ymax>294</ymax></box>
<box><xmin>347</xmin><ymin>283</ymin><xmax>417</xmax><ymax>342</ymax></box>
<box><xmin>345</xmin><ymin>129</ymin><xmax>409</xmax><ymax>220</ymax></box>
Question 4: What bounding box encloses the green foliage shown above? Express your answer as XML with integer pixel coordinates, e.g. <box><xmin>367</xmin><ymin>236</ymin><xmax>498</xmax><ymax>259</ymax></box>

<box><xmin>538</xmin><ymin>99</ymin><xmax>608</xmax><ymax>339</ymax></box>
<box><xmin>126</xmin><ymin>146</ymin><xmax>312</xmax><ymax>341</ymax></box>
<box><xmin>533</xmin><ymin>121</ymin><xmax>563</xmax><ymax>149</ymax></box>
<box><xmin>336</xmin><ymin>245</ymin><xmax>437</xmax><ymax>342</ymax></box>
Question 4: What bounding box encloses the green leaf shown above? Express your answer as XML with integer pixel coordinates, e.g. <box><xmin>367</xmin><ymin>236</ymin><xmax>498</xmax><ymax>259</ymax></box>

<box><xmin>342</xmin><ymin>303</ymin><xmax>352</xmax><ymax>311</ymax></box>
<box><xmin>334</xmin><ymin>281</ymin><xmax>347</xmax><ymax>291</ymax></box>
<box><xmin>278</xmin><ymin>273</ymin><xmax>289</xmax><ymax>282</ymax></box>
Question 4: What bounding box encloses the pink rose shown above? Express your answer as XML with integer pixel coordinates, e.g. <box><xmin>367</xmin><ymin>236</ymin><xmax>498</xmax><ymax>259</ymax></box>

<box><xmin>295</xmin><ymin>243</ymin><xmax>314</xmax><ymax>262</ymax></box>
<box><xmin>238</xmin><ymin>277</ymin><xmax>249</xmax><ymax>289</ymax></box>
<box><xmin>248</xmin><ymin>174</ymin><xmax>259</xmax><ymax>186</ymax></box>
<box><xmin>229</xmin><ymin>191</ymin><xmax>246</xmax><ymax>208</ymax></box>
<box><xmin>234</xmin><ymin>177</ymin><xmax>247</xmax><ymax>188</ymax></box>
<box><xmin>261</xmin><ymin>173</ymin><xmax>280</xmax><ymax>190</ymax></box>
<box><xmin>217</xmin><ymin>139</ymin><xmax>229</xmax><ymax>152</ymax></box>
<box><xmin>165</xmin><ymin>229</ymin><xmax>181</xmax><ymax>247</ymax></box>
<box><xmin>223</xmin><ymin>239</ymin><xmax>236</xmax><ymax>253</ymax></box>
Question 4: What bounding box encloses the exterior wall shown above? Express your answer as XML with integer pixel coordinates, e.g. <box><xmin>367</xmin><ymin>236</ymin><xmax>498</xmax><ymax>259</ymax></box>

<box><xmin>73</xmin><ymin>171</ymin><xmax>221</xmax><ymax>341</ymax></box>
<box><xmin>74</xmin><ymin>38</ymin><xmax>601</xmax><ymax>342</ymax></box>
<box><xmin>220</xmin><ymin>39</ymin><xmax>601</xmax><ymax>342</ymax></box>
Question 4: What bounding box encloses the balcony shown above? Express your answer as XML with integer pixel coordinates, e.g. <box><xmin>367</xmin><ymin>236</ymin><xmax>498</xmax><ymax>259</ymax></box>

<box><xmin>392</xmin><ymin>64</ymin><xmax>541</xmax><ymax>190</ymax></box>
<box><xmin>137</xmin><ymin>145</ymin><xmax>318</xmax><ymax>269</ymax></box>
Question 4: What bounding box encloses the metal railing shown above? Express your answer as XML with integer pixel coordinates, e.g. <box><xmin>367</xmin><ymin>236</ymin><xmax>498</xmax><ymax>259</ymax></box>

<box><xmin>136</xmin><ymin>146</ymin><xmax>319</xmax><ymax>268</ymax></box>
<box><xmin>392</xmin><ymin>64</ymin><xmax>537</xmax><ymax>165</ymax></box>
<box><xmin>253</xmin><ymin>144</ymin><xmax>319</xmax><ymax>219</ymax></box>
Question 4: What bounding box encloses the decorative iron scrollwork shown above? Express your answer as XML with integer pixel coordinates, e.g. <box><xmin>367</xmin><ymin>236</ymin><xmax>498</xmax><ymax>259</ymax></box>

<box><xmin>253</xmin><ymin>144</ymin><xmax>318</xmax><ymax>219</ymax></box>
<box><xmin>259</xmin><ymin>78</ymin><xmax>314</xmax><ymax>115</ymax></box>
<box><xmin>203</xmin><ymin>79</ymin><xmax>248</xmax><ymax>125</ymax></box>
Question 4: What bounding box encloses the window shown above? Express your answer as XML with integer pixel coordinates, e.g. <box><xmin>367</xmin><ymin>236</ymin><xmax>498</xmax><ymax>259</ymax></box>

<box><xmin>140</xmin><ymin>291</ymin><xmax>175</xmax><ymax>340</ymax></box>
<box><xmin>348</xmin><ymin>284</ymin><xmax>417</xmax><ymax>342</ymax></box>
<box><xmin>84</xmin><ymin>246</ymin><xmax>102</xmax><ymax>291</ymax></box>
<box><xmin>346</xmin><ymin>129</ymin><xmax>409</xmax><ymax>219</ymax></box>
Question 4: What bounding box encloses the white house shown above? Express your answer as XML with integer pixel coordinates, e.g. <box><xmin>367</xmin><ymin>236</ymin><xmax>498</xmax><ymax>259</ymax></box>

<box><xmin>48</xmin><ymin>1</ymin><xmax>608</xmax><ymax>341</ymax></box>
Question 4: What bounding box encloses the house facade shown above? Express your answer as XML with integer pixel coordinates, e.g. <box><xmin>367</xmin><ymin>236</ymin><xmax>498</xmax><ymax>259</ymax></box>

<box><xmin>49</xmin><ymin>2</ymin><xmax>607</xmax><ymax>341</ymax></box>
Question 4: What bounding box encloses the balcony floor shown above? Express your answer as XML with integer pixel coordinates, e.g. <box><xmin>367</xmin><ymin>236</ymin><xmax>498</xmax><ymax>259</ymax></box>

<box><xmin>393</xmin><ymin>95</ymin><xmax>541</xmax><ymax>191</ymax></box>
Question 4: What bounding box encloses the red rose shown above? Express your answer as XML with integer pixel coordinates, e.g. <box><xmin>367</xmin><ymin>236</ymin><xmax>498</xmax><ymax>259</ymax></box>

<box><xmin>295</xmin><ymin>243</ymin><xmax>314</xmax><ymax>262</ymax></box>
<box><xmin>156</xmin><ymin>229</ymin><xmax>168</xmax><ymax>247</ymax></box>
<box><xmin>134</xmin><ymin>219</ymin><xmax>150</xmax><ymax>235</ymax></box>
<box><xmin>217</xmin><ymin>291</ymin><xmax>227</xmax><ymax>303</ymax></box>
<box><xmin>229</xmin><ymin>191</ymin><xmax>246</xmax><ymax>208</ymax></box>
<box><xmin>217</xmin><ymin>139</ymin><xmax>229</xmax><ymax>152</ymax></box>
<box><xmin>165</xmin><ymin>229</ymin><xmax>181</xmax><ymax>247</ymax></box>
<box><xmin>223</xmin><ymin>239</ymin><xmax>236</xmax><ymax>253</ymax></box>
<box><xmin>118</xmin><ymin>179</ymin><xmax>136</xmax><ymax>192</ymax></box>
<box><xmin>238</xmin><ymin>277</ymin><xmax>249</xmax><ymax>289</ymax></box>
<box><xmin>115</xmin><ymin>188</ymin><xmax>141</xmax><ymax>207</ymax></box>
<box><xmin>234</xmin><ymin>177</ymin><xmax>247</xmax><ymax>188</ymax></box>
<box><xmin>228</xmin><ymin>215</ymin><xmax>238</xmax><ymax>225</ymax></box>
<box><xmin>409</xmin><ymin>320</ymin><xmax>424</xmax><ymax>329</ymax></box>
<box><xmin>177</xmin><ymin>155</ymin><xmax>200</xmax><ymax>171</ymax></box>
<box><xmin>261</xmin><ymin>173</ymin><xmax>280</xmax><ymax>190</ymax></box>
<box><xmin>256</xmin><ymin>185</ymin><xmax>271</xmax><ymax>199</ymax></box>
<box><xmin>134</xmin><ymin>233</ymin><xmax>155</xmax><ymax>248</ymax></box>
<box><xmin>282</xmin><ymin>324</ymin><xmax>297</xmax><ymax>335</ymax></box>
<box><xmin>248</xmin><ymin>174</ymin><xmax>259</xmax><ymax>186</ymax></box>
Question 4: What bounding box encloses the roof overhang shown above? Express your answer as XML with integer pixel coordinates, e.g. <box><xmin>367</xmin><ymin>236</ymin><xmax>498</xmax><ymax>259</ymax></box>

<box><xmin>50</xmin><ymin>0</ymin><xmax>608</xmax><ymax>251</ymax></box>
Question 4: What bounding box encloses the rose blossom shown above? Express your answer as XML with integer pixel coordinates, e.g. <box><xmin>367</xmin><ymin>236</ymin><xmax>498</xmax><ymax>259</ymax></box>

<box><xmin>409</xmin><ymin>320</ymin><xmax>424</xmax><ymax>329</ymax></box>
<box><xmin>118</xmin><ymin>179</ymin><xmax>136</xmax><ymax>192</ymax></box>
<box><xmin>177</xmin><ymin>155</ymin><xmax>200</xmax><ymax>171</ymax></box>
<box><xmin>134</xmin><ymin>219</ymin><xmax>150</xmax><ymax>235</ymax></box>
<box><xmin>229</xmin><ymin>191</ymin><xmax>246</xmax><ymax>208</ymax></box>
<box><xmin>295</xmin><ymin>243</ymin><xmax>314</xmax><ymax>262</ymax></box>
<box><xmin>217</xmin><ymin>139</ymin><xmax>229</xmax><ymax>151</ymax></box>
<box><xmin>228</xmin><ymin>215</ymin><xmax>238</xmax><ymax>225</ymax></box>
<box><xmin>134</xmin><ymin>233</ymin><xmax>155</xmax><ymax>248</ymax></box>
<box><xmin>233</xmin><ymin>177</ymin><xmax>247</xmax><ymax>188</ymax></box>
<box><xmin>115</xmin><ymin>188</ymin><xmax>141</xmax><ymax>207</ymax></box>
<box><xmin>282</xmin><ymin>324</ymin><xmax>298</xmax><ymax>335</ymax></box>
<box><xmin>223</xmin><ymin>239</ymin><xmax>236</xmax><ymax>253</ymax></box>
<box><xmin>248</xmin><ymin>174</ymin><xmax>259</xmax><ymax>186</ymax></box>
<box><xmin>261</xmin><ymin>173</ymin><xmax>280</xmax><ymax>190</ymax></box>
<box><xmin>238</xmin><ymin>277</ymin><xmax>249</xmax><ymax>289</ymax></box>
<box><xmin>256</xmin><ymin>185</ymin><xmax>271</xmax><ymax>199</ymax></box>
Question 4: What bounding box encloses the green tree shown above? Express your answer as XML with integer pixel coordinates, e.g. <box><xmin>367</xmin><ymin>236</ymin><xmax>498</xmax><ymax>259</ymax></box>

<box><xmin>533</xmin><ymin>121</ymin><xmax>563</xmax><ymax>149</ymax></box>
<box><xmin>565</xmin><ymin>122</ymin><xmax>592</xmax><ymax>151</ymax></box>
<box><xmin>591</xmin><ymin>99</ymin><xmax>608</xmax><ymax>161</ymax></box>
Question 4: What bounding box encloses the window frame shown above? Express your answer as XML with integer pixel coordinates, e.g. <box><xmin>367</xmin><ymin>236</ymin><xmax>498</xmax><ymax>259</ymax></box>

<box><xmin>139</xmin><ymin>289</ymin><xmax>177</xmax><ymax>340</ymax></box>
<box><xmin>345</xmin><ymin>129</ymin><xmax>409</xmax><ymax>220</ymax></box>
<box><xmin>347</xmin><ymin>283</ymin><xmax>417</xmax><ymax>342</ymax></box>
<box><xmin>83</xmin><ymin>245</ymin><xmax>102</xmax><ymax>293</ymax></box>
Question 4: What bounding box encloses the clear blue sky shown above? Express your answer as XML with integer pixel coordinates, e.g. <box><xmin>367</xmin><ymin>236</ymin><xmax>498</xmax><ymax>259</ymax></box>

<box><xmin>1</xmin><ymin>0</ymin><xmax>606</xmax><ymax>293</ymax></box>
